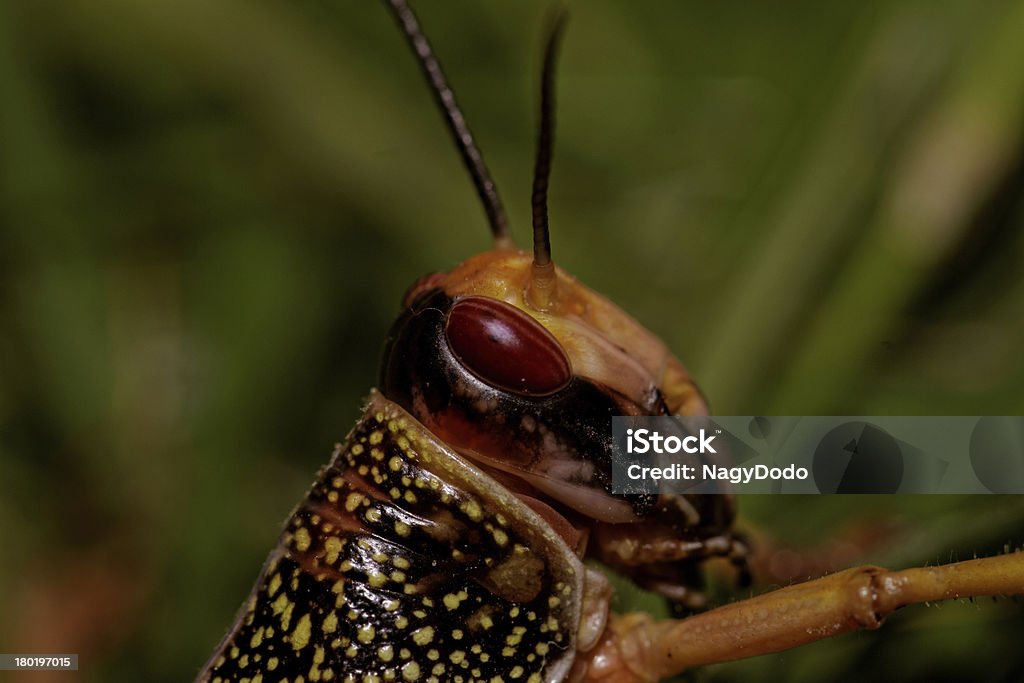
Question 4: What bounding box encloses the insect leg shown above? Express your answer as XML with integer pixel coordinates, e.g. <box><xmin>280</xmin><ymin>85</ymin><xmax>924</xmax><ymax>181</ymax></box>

<box><xmin>576</xmin><ymin>551</ymin><xmax>1024</xmax><ymax>683</ymax></box>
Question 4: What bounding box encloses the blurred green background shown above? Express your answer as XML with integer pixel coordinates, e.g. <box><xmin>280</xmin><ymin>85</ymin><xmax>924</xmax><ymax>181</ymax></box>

<box><xmin>1</xmin><ymin>1</ymin><xmax>1023</xmax><ymax>681</ymax></box>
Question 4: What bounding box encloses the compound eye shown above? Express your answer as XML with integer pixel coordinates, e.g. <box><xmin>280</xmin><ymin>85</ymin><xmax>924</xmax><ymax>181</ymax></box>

<box><xmin>445</xmin><ymin>296</ymin><xmax>572</xmax><ymax>396</ymax></box>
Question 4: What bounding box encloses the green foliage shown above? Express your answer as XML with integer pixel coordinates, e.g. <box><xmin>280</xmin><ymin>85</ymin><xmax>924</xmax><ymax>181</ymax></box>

<box><xmin>1</xmin><ymin>1</ymin><xmax>1022</xmax><ymax>681</ymax></box>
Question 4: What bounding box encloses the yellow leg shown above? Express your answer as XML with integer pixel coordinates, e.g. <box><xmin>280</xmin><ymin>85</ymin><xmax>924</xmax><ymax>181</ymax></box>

<box><xmin>578</xmin><ymin>551</ymin><xmax>1024</xmax><ymax>683</ymax></box>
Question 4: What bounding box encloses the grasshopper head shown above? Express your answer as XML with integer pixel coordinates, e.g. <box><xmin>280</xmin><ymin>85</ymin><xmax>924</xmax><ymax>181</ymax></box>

<box><xmin>403</xmin><ymin>249</ymin><xmax>707</xmax><ymax>418</ymax></box>
<box><xmin>381</xmin><ymin>249</ymin><xmax>710</xmax><ymax>526</ymax></box>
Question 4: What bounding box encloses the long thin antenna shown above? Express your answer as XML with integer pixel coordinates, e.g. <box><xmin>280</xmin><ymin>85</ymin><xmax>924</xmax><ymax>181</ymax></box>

<box><xmin>384</xmin><ymin>0</ymin><xmax>511</xmax><ymax>247</ymax></box>
<box><xmin>526</xmin><ymin>8</ymin><xmax>568</xmax><ymax>311</ymax></box>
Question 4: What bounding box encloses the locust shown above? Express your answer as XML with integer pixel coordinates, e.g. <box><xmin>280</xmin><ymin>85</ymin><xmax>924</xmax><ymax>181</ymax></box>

<box><xmin>196</xmin><ymin>2</ymin><xmax>1024</xmax><ymax>682</ymax></box>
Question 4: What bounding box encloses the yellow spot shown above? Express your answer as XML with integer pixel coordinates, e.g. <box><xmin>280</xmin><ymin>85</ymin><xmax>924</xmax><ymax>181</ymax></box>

<box><xmin>378</xmin><ymin>645</ymin><xmax>395</xmax><ymax>662</ymax></box>
<box><xmin>449</xmin><ymin>651</ymin><xmax>465</xmax><ymax>665</ymax></box>
<box><xmin>389</xmin><ymin>456</ymin><xmax>403</xmax><ymax>472</ymax></box>
<box><xmin>509</xmin><ymin>666</ymin><xmax>524</xmax><ymax>679</ymax></box>
<box><xmin>442</xmin><ymin>590</ymin><xmax>468</xmax><ymax>610</ymax></box>
<box><xmin>250</xmin><ymin>626</ymin><xmax>265</xmax><ymax>648</ymax></box>
<box><xmin>267</xmin><ymin>657</ymin><xmax>279</xmax><ymax>670</ymax></box>
<box><xmin>293</xmin><ymin>527</ymin><xmax>311</xmax><ymax>551</ymax></box>
<box><xmin>268</xmin><ymin>573</ymin><xmax>282</xmax><ymax>597</ymax></box>
<box><xmin>383</xmin><ymin>599</ymin><xmax>400</xmax><ymax>612</ymax></box>
<box><xmin>272</xmin><ymin>594</ymin><xmax>289</xmax><ymax>616</ymax></box>
<box><xmin>401</xmin><ymin>662</ymin><xmax>421</xmax><ymax>681</ymax></box>
<box><xmin>281</xmin><ymin>601</ymin><xmax>295</xmax><ymax>631</ymax></box>
<box><xmin>323</xmin><ymin>612</ymin><xmax>338</xmax><ymax>634</ymax></box>
<box><xmin>352</xmin><ymin>444</ymin><xmax>364</xmax><ymax>455</ymax></box>
<box><xmin>345</xmin><ymin>493</ymin><xmax>365</xmax><ymax>512</ymax></box>
<box><xmin>325</xmin><ymin>537</ymin><xmax>344</xmax><ymax>565</ymax></box>
<box><xmin>365</xmin><ymin>507</ymin><xmax>382</xmax><ymax>523</ymax></box>
<box><xmin>460</xmin><ymin>500</ymin><xmax>483</xmax><ymax>521</ymax></box>
<box><xmin>412</xmin><ymin>626</ymin><xmax>435</xmax><ymax>646</ymax></box>
<box><xmin>395</xmin><ymin>522</ymin><xmax>411</xmax><ymax>537</ymax></box>
<box><xmin>369</xmin><ymin>431</ymin><xmax>383</xmax><ymax>445</ymax></box>
<box><xmin>357</xmin><ymin>624</ymin><xmax>377</xmax><ymax>643</ymax></box>
<box><xmin>492</xmin><ymin>529</ymin><xmax>508</xmax><ymax>547</ymax></box>
<box><xmin>239</xmin><ymin>654</ymin><xmax>249</xmax><ymax>668</ymax></box>
<box><xmin>394</xmin><ymin>557</ymin><xmax>410</xmax><ymax>569</ymax></box>
<box><xmin>368</xmin><ymin>571</ymin><xmax>387</xmax><ymax>588</ymax></box>
<box><xmin>292</xmin><ymin>613</ymin><xmax>312</xmax><ymax>650</ymax></box>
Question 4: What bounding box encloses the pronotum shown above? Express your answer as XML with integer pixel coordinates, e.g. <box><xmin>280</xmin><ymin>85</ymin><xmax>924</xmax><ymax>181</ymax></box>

<box><xmin>196</xmin><ymin>2</ymin><xmax>1024</xmax><ymax>682</ymax></box>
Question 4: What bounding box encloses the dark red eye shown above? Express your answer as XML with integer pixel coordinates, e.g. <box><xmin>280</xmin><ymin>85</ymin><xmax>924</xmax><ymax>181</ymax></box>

<box><xmin>445</xmin><ymin>296</ymin><xmax>572</xmax><ymax>396</ymax></box>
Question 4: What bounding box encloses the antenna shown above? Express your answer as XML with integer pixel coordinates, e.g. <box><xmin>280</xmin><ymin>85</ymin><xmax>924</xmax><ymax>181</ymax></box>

<box><xmin>526</xmin><ymin>8</ymin><xmax>568</xmax><ymax>311</ymax></box>
<box><xmin>384</xmin><ymin>0</ymin><xmax>512</xmax><ymax>247</ymax></box>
